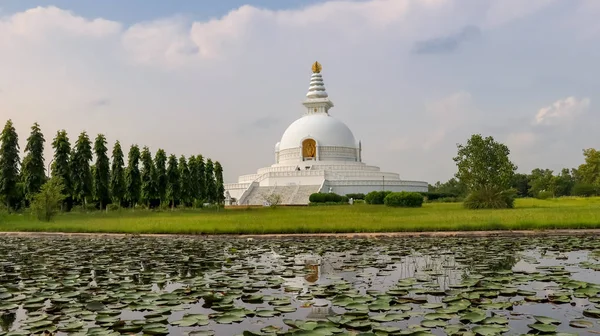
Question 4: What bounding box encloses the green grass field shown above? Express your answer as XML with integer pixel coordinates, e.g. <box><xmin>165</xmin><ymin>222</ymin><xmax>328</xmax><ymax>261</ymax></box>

<box><xmin>1</xmin><ymin>197</ymin><xmax>600</xmax><ymax>235</ymax></box>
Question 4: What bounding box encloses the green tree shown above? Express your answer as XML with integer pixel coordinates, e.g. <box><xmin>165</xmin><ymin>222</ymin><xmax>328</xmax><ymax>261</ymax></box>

<box><xmin>214</xmin><ymin>161</ymin><xmax>225</xmax><ymax>204</ymax></box>
<box><xmin>154</xmin><ymin>149</ymin><xmax>168</xmax><ymax>206</ymax></box>
<box><xmin>178</xmin><ymin>156</ymin><xmax>191</xmax><ymax>206</ymax></box>
<box><xmin>166</xmin><ymin>154</ymin><xmax>180</xmax><ymax>209</ymax></box>
<box><xmin>141</xmin><ymin>146</ymin><xmax>156</xmax><ymax>206</ymax></box>
<box><xmin>205</xmin><ymin>158</ymin><xmax>217</xmax><ymax>203</ymax></box>
<box><xmin>577</xmin><ymin>148</ymin><xmax>600</xmax><ymax>187</ymax></box>
<box><xmin>197</xmin><ymin>155</ymin><xmax>206</xmax><ymax>201</ymax></box>
<box><xmin>0</xmin><ymin>120</ymin><xmax>20</xmax><ymax>209</ymax></box>
<box><xmin>110</xmin><ymin>141</ymin><xmax>126</xmax><ymax>206</ymax></box>
<box><xmin>22</xmin><ymin>122</ymin><xmax>46</xmax><ymax>200</ymax></box>
<box><xmin>528</xmin><ymin>168</ymin><xmax>555</xmax><ymax>198</ymax></box>
<box><xmin>125</xmin><ymin>145</ymin><xmax>142</xmax><ymax>207</ymax></box>
<box><xmin>453</xmin><ymin>134</ymin><xmax>517</xmax><ymax>209</ymax></box>
<box><xmin>71</xmin><ymin>131</ymin><xmax>93</xmax><ymax>206</ymax></box>
<box><xmin>93</xmin><ymin>134</ymin><xmax>110</xmax><ymax>209</ymax></box>
<box><xmin>510</xmin><ymin>173</ymin><xmax>530</xmax><ymax>198</ymax></box>
<box><xmin>188</xmin><ymin>155</ymin><xmax>200</xmax><ymax>203</ymax></box>
<box><xmin>30</xmin><ymin>177</ymin><xmax>65</xmax><ymax>222</ymax></box>
<box><xmin>51</xmin><ymin>130</ymin><xmax>72</xmax><ymax>209</ymax></box>
<box><xmin>554</xmin><ymin>168</ymin><xmax>575</xmax><ymax>197</ymax></box>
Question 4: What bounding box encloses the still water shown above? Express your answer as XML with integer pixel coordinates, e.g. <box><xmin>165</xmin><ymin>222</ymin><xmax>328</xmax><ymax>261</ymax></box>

<box><xmin>0</xmin><ymin>235</ymin><xmax>599</xmax><ymax>335</ymax></box>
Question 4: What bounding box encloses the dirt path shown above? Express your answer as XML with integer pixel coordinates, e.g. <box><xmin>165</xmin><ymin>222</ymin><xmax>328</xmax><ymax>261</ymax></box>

<box><xmin>1</xmin><ymin>229</ymin><xmax>599</xmax><ymax>239</ymax></box>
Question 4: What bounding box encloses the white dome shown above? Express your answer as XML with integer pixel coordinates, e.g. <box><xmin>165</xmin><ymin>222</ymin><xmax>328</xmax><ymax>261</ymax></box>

<box><xmin>278</xmin><ymin>114</ymin><xmax>357</xmax><ymax>151</ymax></box>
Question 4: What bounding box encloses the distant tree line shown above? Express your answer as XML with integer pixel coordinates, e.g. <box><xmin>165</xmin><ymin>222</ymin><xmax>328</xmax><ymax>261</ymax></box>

<box><xmin>0</xmin><ymin>120</ymin><xmax>225</xmax><ymax>211</ymax></box>
<box><xmin>430</xmin><ymin>139</ymin><xmax>600</xmax><ymax>200</ymax></box>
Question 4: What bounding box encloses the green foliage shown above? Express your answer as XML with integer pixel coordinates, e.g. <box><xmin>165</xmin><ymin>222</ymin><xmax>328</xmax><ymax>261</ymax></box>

<box><xmin>154</xmin><ymin>149</ymin><xmax>168</xmax><ymax>204</ymax></box>
<box><xmin>577</xmin><ymin>148</ymin><xmax>600</xmax><ymax>187</ymax></box>
<box><xmin>107</xmin><ymin>203</ymin><xmax>120</xmax><ymax>212</ymax></box>
<box><xmin>428</xmin><ymin>178</ymin><xmax>467</xmax><ymax>197</ymax></box>
<box><xmin>205</xmin><ymin>159</ymin><xmax>217</xmax><ymax>203</ymax></box>
<box><xmin>572</xmin><ymin>183</ymin><xmax>598</xmax><ymax>197</ymax></box>
<box><xmin>463</xmin><ymin>187</ymin><xmax>516</xmax><ymax>209</ymax></box>
<box><xmin>93</xmin><ymin>134</ymin><xmax>110</xmax><ymax>208</ymax></box>
<box><xmin>454</xmin><ymin>134</ymin><xmax>517</xmax><ymax>209</ymax></box>
<box><xmin>536</xmin><ymin>190</ymin><xmax>554</xmax><ymax>200</ymax></box>
<box><xmin>188</xmin><ymin>156</ymin><xmax>200</xmax><ymax>203</ymax></box>
<box><xmin>0</xmin><ymin>120</ymin><xmax>21</xmax><ymax>209</ymax></box>
<box><xmin>365</xmin><ymin>191</ymin><xmax>392</xmax><ymax>204</ymax></box>
<box><xmin>140</xmin><ymin>146</ymin><xmax>156</xmax><ymax>206</ymax></box>
<box><xmin>345</xmin><ymin>193</ymin><xmax>365</xmax><ymax>200</ymax></box>
<box><xmin>510</xmin><ymin>173</ymin><xmax>531</xmax><ymax>198</ymax></box>
<box><xmin>22</xmin><ymin>122</ymin><xmax>46</xmax><ymax>200</ymax></box>
<box><xmin>528</xmin><ymin>168</ymin><xmax>555</xmax><ymax>198</ymax></box>
<box><xmin>125</xmin><ymin>145</ymin><xmax>141</xmax><ymax>206</ymax></box>
<box><xmin>214</xmin><ymin>161</ymin><xmax>225</xmax><ymax>204</ymax></box>
<box><xmin>554</xmin><ymin>168</ymin><xmax>575</xmax><ymax>197</ymax></box>
<box><xmin>421</xmin><ymin>192</ymin><xmax>459</xmax><ymax>201</ymax></box>
<box><xmin>309</xmin><ymin>192</ymin><xmax>348</xmax><ymax>204</ymax></box>
<box><xmin>166</xmin><ymin>154</ymin><xmax>180</xmax><ymax>208</ymax></box>
<box><xmin>30</xmin><ymin>177</ymin><xmax>65</xmax><ymax>222</ymax></box>
<box><xmin>71</xmin><ymin>131</ymin><xmax>93</xmax><ymax>205</ymax></box>
<box><xmin>52</xmin><ymin>130</ymin><xmax>72</xmax><ymax>202</ymax></box>
<box><xmin>196</xmin><ymin>155</ymin><xmax>206</xmax><ymax>201</ymax></box>
<box><xmin>384</xmin><ymin>192</ymin><xmax>424</xmax><ymax>207</ymax></box>
<box><xmin>110</xmin><ymin>140</ymin><xmax>126</xmax><ymax>205</ymax></box>
<box><xmin>178</xmin><ymin>156</ymin><xmax>191</xmax><ymax>206</ymax></box>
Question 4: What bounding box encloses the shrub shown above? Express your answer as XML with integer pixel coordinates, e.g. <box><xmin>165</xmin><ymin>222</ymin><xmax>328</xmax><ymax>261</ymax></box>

<box><xmin>346</xmin><ymin>193</ymin><xmax>365</xmax><ymax>200</ymax></box>
<box><xmin>463</xmin><ymin>187</ymin><xmax>516</xmax><ymax>209</ymax></box>
<box><xmin>107</xmin><ymin>203</ymin><xmax>120</xmax><ymax>212</ymax></box>
<box><xmin>384</xmin><ymin>192</ymin><xmax>424</xmax><ymax>208</ymax></box>
<box><xmin>571</xmin><ymin>183</ymin><xmax>598</xmax><ymax>197</ymax></box>
<box><xmin>536</xmin><ymin>191</ymin><xmax>554</xmax><ymax>200</ymax></box>
<box><xmin>421</xmin><ymin>192</ymin><xmax>459</xmax><ymax>201</ymax></box>
<box><xmin>30</xmin><ymin>177</ymin><xmax>66</xmax><ymax>222</ymax></box>
<box><xmin>365</xmin><ymin>191</ymin><xmax>391</xmax><ymax>205</ymax></box>
<box><xmin>309</xmin><ymin>193</ymin><xmax>346</xmax><ymax>203</ymax></box>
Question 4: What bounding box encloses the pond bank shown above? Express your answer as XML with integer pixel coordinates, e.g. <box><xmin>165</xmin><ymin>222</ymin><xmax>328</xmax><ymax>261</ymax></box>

<box><xmin>1</xmin><ymin>228</ymin><xmax>600</xmax><ymax>239</ymax></box>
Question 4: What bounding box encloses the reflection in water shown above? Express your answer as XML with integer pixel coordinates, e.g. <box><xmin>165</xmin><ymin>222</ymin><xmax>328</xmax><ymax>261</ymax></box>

<box><xmin>0</xmin><ymin>236</ymin><xmax>599</xmax><ymax>336</ymax></box>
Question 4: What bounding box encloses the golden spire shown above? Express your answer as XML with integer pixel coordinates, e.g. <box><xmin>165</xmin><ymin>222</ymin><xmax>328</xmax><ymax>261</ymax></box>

<box><xmin>312</xmin><ymin>61</ymin><xmax>322</xmax><ymax>74</ymax></box>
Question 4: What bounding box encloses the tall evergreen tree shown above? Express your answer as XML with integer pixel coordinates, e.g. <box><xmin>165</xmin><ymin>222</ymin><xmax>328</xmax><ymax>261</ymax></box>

<box><xmin>214</xmin><ymin>161</ymin><xmax>225</xmax><ymax>204</ymax></box>
<box><xmin>141</xmin><ymin>146</ymin><xmax>156</xmax><ymax>206</ymax></box>
<box><xmin>110</xmin><ymin>141</ymin><xmax>126</xmax><ymax>206</ymax></box>
<box><xmin>154</xmin><ymin>149</ymin><xmax>167</xmax><ymax>206</ymax></box>
<box><xmin>0</xmin><ymin>120</ymin><xmax>20</xmax><ymax>208</ymax></box>
<box><xmin>125</xmin><ymin>145</ymin><xmax>142</xmax><ymax>207</ymax></box>
<box><xmin>178</xmin><ymin>156</ymin><xmax>191</xmax><ymax>206</ymax></box>
<box><xmin>52</xmin><ymin>130</ymin><xmax>73</xmax><ymax>207</ymax></box>
<box><xmin>205</xmin><ymin>158</ymin><xmax>216</xmax><ymax>203</ymax></box>
<box><xmin>197</xmin><ymin>155</ymin><xmax>206</xmax><ymax>201</ymax></box>
<box><xmin>72</xmin><ymin>132</ymin><xmax>93</xmax><ymax>206</ymax></box>
<box><xmin>93</xmin><ymin>134</ymin><xmax>110</xmax><ymax>209</ymax></box>
<box><xmin>188</xmin><ymin>155</ymin><xmax>199</xmax><ymax>203</ymax></box>
<box><xmin>22</xmin><ymin>122</ymin><xmax>46</xmax><ymax>199</ymax></box>
<box><xmin>166</xmin><ymin>154</ymin><xmax>180</xmax><ymax>209</ymax></box>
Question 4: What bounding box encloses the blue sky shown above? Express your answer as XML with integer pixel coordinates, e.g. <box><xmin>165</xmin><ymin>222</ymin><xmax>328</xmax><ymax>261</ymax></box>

<box><xmin>0</xmin><ymin>0</ymin><xmax>598</xmax><ymax>184</ymax></box>
<box><xmin>0</xmin><ymin>0</ymin><xmax>330</xmax><ymax>23</ymax></box>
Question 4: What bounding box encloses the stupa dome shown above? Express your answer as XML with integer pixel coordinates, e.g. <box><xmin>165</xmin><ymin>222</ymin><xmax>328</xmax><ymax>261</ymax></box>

<box><xmin>278</xmin><ymin>114</ymin><xmax>357</xmax><ymax>151</ymax></box>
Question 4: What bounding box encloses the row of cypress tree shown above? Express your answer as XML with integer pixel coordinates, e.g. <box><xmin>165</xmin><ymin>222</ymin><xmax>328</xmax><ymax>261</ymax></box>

<box><xmin>0</xmin><ymin>119</ymin><xmax>225</xmax><ymax>210</ymax></box>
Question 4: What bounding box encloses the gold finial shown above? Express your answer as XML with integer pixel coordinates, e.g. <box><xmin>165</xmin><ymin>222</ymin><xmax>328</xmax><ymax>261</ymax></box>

<box><xmin>312</xmin><ymin>61</ymin><xmax>322</xmax><ymax>74</ymax></box>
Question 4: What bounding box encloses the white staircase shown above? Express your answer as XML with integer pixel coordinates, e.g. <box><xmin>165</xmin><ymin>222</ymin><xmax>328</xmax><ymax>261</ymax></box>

<box><xmin>241</xmin><ymin>184</ymin><xmax>321</xmax><ymax>205</ymax></box>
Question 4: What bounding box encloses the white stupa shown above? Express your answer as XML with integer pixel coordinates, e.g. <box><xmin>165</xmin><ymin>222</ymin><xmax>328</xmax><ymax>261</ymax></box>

<box><xmin>224</xmin><ymin>62</ymin><xmax>428</xmax><ymax>205</ymax></box>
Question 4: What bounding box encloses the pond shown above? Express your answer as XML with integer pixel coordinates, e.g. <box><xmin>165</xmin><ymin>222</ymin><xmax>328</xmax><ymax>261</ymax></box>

<box><xmin>0</xmin><ymin>235</ymin><xmax>600</xmax><ymax>336</ymax></box>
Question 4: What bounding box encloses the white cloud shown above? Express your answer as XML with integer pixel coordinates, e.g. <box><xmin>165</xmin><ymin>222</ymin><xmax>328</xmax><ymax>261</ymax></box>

<box><xmin>0</xmin><ymin>0</ymin><xmax>598</xmax><ymax>184</ymax></box>
<box><xmin>534</xmin><ymin>96</ymin><xmax>590</xmax><ymax>126</ymax></box>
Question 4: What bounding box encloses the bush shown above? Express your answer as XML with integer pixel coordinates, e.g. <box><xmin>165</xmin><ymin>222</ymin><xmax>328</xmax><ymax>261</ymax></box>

<box><xmin>30</xmin><ymin>177</ymin><xmax>66</xmax><ymax>222</ymax></box>
<box><xmin>572</xmin><ymin>183</ymin><xmax>598</xmax><ymax>197</ymax></box>
<box><xmin>536</xmin><ymin>191</ymin><xmax>554</xmax><ymax>200</ymax></box>
<box><xmin>345</xmin><ymin>193</ymin><xmax>365</xmax><ymax>200</ymax></box>
<box><xmin>384</xmin><ymin>192</ymin><xmax>424</xmax><ymax>208</ymax></box>
<box><xmin>309</xmin><ymin>193</ymin><xmax>347</xmax><ymax>203</ymax></box>
<box><xmin>107</xmin><ymin>203</ymin><xmax>120</xmax><ymax>212</ymax></box>
<box><xmin>421</xmin><ymin>192</ymin><xmax>459</xmax><ymax>201</ymax></box>
<box><xmin>463</xmin><ymin>187</ymin><xmax>516</xmax><ymax>209</ymax></box>
<box><xmin>365</xmin><ymin>191</ymin><xmax>391</xmax><ymax>205</ymax></box>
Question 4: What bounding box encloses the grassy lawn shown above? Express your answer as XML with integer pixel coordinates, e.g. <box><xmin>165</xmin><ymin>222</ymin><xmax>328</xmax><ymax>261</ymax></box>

<box><xmin>1</xmin><ymin>197</ymin><xmax>600</xmax><ymax>234</ymax></box>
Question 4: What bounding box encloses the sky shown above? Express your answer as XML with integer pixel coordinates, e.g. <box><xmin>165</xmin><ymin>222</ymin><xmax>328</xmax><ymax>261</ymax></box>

<box><xmin>0</xmin><ymin>0</ymin><xmax>598</xmax><ymax>184</ymax></box>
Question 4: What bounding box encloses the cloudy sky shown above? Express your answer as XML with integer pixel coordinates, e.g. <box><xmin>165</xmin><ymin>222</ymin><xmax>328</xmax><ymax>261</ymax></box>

<box><xmin>0</xmin><ymin>0</ymin><xmax>598</xmax><ymax>184</ymax></box>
